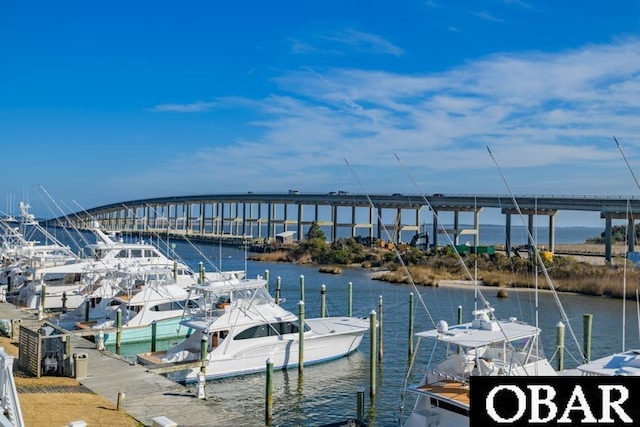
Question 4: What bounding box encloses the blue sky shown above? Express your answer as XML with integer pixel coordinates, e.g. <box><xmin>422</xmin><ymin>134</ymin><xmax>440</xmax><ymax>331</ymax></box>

<box><xmin>2</xmin><ymin>1</ymin><xmax>640</xmax><ymax>226</ymax></box>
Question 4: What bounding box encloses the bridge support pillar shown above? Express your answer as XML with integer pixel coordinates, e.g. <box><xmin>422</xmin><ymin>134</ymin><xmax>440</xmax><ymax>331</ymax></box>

<box><xmin>548</xmin><ymin>213</ymin><xmax>556</xmax><ymax>253</ymax></box>
<box><xmin>605</xmin><ymin>216</ymin><xmax>612</xmax><ymax>264</ymax></box>
<box><xmin>628</xmin><ymin>216</ymin><xmax>635</xmax><ymax>254</ymax></box>
<box><xmin>505</xmin><ymin>214</ymin><xmax>512</xmax><ymax>256</ymax></box>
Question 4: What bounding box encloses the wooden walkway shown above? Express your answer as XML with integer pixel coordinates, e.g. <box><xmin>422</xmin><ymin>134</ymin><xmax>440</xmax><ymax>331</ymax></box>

<box><xmin>0</xmin><ymin>301</ymin><xmax>255</xmax><ymax>427</ymax></box>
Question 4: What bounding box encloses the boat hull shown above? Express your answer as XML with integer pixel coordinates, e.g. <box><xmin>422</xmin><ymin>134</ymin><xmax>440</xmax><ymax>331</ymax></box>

<box><xmin>93</xmin><ymin>317</ymin><xmax>194</xmax><ymax>345</ymax></box>
<box><xmin>166</xmin><ymin>318</ymin><xmax>368</xmax><ymax>383</ymax></box>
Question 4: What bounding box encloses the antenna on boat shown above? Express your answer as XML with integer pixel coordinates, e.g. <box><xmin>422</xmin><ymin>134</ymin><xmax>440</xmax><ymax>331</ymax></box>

<box><xmin>613</xmin><ymin>135</ymin><xmax>640</xmax><ymax>350</ymax></box>
<box><xmin>625</xmin><ymin>199</ymin><xmax>631</xmax><ymax>351</ymax></box>
<box><xmin>344</xmin><ymin>158</ymin><xmax>436</xmax><ymax>328</ymax></box>
<box><xmin>390</xmin><ymin>153</ymin><xmax>541</xmax><ymax>413</ymax></box>
<box><xmin>68</xmin><ymin>199</ymin><xmax>122</xmax><ymax>256</ymax></box>
<box><xmin>139</xmin><ymin>203</ymin><xmax>229</xmax><ymax>276</ymax></box>
<box><xmin>474</xmin><ymin>195</ymin><xmax>478</xmax><ymax>313</ymax></box>
<box><xmin>636</xmin><ymin>288</ymin><xmax>640</xmax><ymax>345</ymax></box>
<box><xmin>244</xmin><ymin>242</ymin><xmax>248</xmax><ymax>276</ymax></box>
<box><xmin>33</xmin><ymin>186</ymin><xmax>89</xmax><ymax>258</ymax></box>
<box><xmin>615</xmin><ymin>136</ymin><xmax>640</xmax><ymax>189</ymax></box>
<box><xmin>486</xmin><ymin>145</ymin><xmax>584</xmax><ymax>362</ymax></box>
<box><xmin>391</xmin><ymin>154</ymin><xmax>495</xmax><ymax>314</ymax></box>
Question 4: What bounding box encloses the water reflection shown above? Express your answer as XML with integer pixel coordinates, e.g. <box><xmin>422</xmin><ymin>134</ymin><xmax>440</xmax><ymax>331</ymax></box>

<box><xmin>52</xmin><ymin>235</ymin><xmax>635</xmax><ymax>426</ymax></box>
<box><xmin>199</xmin><ymin>351</ymin><xmax>369</xmax><ymax>426</ymax></box>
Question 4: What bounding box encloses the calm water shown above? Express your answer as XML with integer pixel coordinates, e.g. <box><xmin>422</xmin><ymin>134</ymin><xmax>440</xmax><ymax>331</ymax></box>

<box><xmin>46</xmin><ymin>225</ymin><xmax>628</xmax><ymax>426</ymax></box>
<box><xmin>139</xmin><ymin>240</ymin><xmax>630</xmax><ymax>426</ymax></box>
<box><xmin>319</xmin><ymin>224</ymin><xmax>602</xmax><ymax>247</ymax></box>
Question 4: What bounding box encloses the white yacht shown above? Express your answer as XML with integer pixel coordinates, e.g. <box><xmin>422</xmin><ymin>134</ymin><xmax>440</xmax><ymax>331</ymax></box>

<box><xmin>401</xmin><ymin>307</ymin><xmax>556</xmax><ymax>427</ymax></box>
<box><xmin>1</xmin><ymin>202</ymin><xmax>79</xmax><ymax>292</ymax></box>
<box><xmin>58</xmin><ymin>266</ymin><xmax>201</xmax><ymax>344</ymax></box>
<box><xmin>568</xmin><ymin>350</ymin><xmax>640</xmax><ymax>376</ymax></box>
<box><xmin>137</xmin><ymin>277</ymin><xmax>370</xmax><ymax>382</ymax></box>
<box><xmin>15</xmin><ymin>220</ymin><xmax>212</xmax><ymax>310</ymax></box>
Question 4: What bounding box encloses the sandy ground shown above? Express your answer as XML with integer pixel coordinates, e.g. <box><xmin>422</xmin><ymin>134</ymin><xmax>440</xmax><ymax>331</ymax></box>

<box><xmin>497</xmin><ymin>243</ymin><xmax>628</xmax><ymax>266</ymax></box>
<box><xmin>0</xmin><ymin>336</ymin><xmax>140</xmax><ymax>427</ymax></box>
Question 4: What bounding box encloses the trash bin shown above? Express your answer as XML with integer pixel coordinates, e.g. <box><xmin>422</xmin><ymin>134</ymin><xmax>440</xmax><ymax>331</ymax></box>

<box><xmin>73</xmin><ymin>353</ymin><xmax>88</xmax><ymax>379</ymax></box>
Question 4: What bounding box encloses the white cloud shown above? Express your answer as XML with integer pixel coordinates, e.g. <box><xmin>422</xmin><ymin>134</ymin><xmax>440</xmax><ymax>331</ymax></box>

<box><xmin>150</xmin><ymin>101</ymin><xmax>218</xmax><ymax>112</ymax></box>
<box><xmin>470</xmin><ymin>10</ymin><xmax>504</xmax><ymax>23</ymax></box>
<box><xmin>142</xmin><ymin>39</ymin><xmax>640</xmax><ymax>200</ymax></box>
<box><xmin>323</xmin><ymin>29</ymin><xmax>404</xmax><ymax>56</ymax></box>
<box><xmin>293</xmin><ymin>29</ymin><xmax>404</xmax><ymax>57</ymax></box>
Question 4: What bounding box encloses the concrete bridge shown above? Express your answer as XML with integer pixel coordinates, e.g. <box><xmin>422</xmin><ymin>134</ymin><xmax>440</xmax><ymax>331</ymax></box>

<box><xmin>45</xmin><ymin>192</ymin><xmax>640</xmax><ymax>263</ymax></box>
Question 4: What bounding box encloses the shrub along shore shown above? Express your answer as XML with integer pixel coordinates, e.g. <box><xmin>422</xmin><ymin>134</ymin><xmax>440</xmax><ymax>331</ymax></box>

<box><xmin>249</xmin><ymin>230</ymin><xmax>636</xmax><ymax>300</ymax></box>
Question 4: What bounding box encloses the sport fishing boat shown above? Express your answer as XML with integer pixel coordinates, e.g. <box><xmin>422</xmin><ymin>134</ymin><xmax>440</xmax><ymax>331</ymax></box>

<box><xmin>1</xmin><ymin>202</ymin><xmax>79</xmax><ymax>293</ymax></box>
<box><xmin>568</xmin><ymin>350</ymin><xmax>640</xmax><ymax>376</ymax></box>
<box><xmin>401</xmin><ymin>307</ymin><xmax>557</xmax><ymax>427</ymax></box>
<box><xmin>137</xmin><ymin>277</ymin><xmax>370</xmax><ymax>382</ymax></box>
<box><xmin>14</xmin><ymin>220</ymin><xmax>229</xmax><ymax>310</ymax></box>
<box><xmin>57</xmin><ymin>266</ymin><xmax>201</xmax><ymax>344</ymax></box>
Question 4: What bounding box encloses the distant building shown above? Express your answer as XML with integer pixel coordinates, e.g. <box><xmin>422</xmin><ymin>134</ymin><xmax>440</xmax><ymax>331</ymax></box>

<box><xmin>275</xmin><ymin>231</ymin><xmax>296</xmax><ymax>244</ymax></box>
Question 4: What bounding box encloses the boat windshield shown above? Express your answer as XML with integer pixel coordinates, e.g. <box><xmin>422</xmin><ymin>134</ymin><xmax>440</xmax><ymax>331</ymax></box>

<box><xmin>232</xmin><ymin>285</ymin><xmax>273</xmax><ymax>307</ymax></box>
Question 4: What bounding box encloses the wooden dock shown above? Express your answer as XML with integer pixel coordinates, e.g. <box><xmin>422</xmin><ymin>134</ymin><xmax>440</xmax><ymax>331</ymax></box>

<box><xmin>0</xmin><ymin>301</ymin><xmax>257</xmax><ymax>426</ymax></box>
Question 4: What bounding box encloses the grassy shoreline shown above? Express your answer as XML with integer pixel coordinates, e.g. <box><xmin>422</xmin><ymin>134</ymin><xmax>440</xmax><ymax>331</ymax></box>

<box><xmin>249</xmin><ymin>242</ymin><xmax>638</xmax><ymax>300</ymax></box>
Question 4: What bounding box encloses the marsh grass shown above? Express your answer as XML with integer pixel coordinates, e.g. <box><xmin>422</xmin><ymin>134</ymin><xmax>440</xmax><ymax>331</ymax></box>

<box><xmin>249</xmin><ymin>241</ymin><xmax>640</xmax><ymax>300</ymax></box>
<box><xmin>372</xmin><ymin>255</ymin><xmax>640</xmax><ymax>299</ymax></box>
<box><xmin>319</xmin><ymin>266</ymin><xmax>343</xmax><ymax>274</ymax></box>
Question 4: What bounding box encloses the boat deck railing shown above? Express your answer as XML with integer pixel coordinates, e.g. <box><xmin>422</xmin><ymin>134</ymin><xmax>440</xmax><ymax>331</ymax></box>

<box><xmin>0</xmin><ymin>346</ymin><xmax>24</xmax><ymax>426</ymax></box>
<box><xmin>427</xmin><ymin>369</ymin><xmax>469</xmax><ymax>384</ymax></box>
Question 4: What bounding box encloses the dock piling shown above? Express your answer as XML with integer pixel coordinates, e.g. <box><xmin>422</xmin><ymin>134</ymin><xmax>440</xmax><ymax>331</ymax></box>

<box><xmin>64</xmin><ymin>335</ymin><xmax>72</xmax><ymax>377</ymax></box>
<box><xmin>408</xmin><ymin>293</ymin><xmax>414</xmax><ymax>358</ymax></box>
<box><xmin>196</xmin><ymin>372</ymin><xmax>206</xmax><ymax>399</ymax></box>
<box><xmin>320</xmin><ymin>285</ymin><xmax>326</xmax><ymax>318</ymax></box>
<box><xmin>356</xmin><ymin>386</ymin><xmax>365</xmax><ymax>425</ymax></box>
<box><xmin>116</xmin><ymin>392</ymin><xmax>125</xmax><ymax>411</ymax></box>
<box><xmin>200</xmin><ymin>335</ymin><xmax>208</xmax><ymax>375</ymax></box>
<box><xmin>378</xmin><ymin>296</ymin><xmax>383</xmax><ymax>362</ymax></box>
<box><xmin>265</xmin><ymin>358</ymin><xmax>274</xmax><ymax>426</ymax></box>
<box><xmin>299</xmin><ymin>275</ymin><xmax>305</xmax><ymax>303</ymax></box>
<box><xmin>151</xmin><ymin>321</ymin><xmax>157</xmax><ymax>352</ymax></box>
<box><xmin>348</xmin><ymin>281</ymin><xmax>352</xmax><ymax>317</ymax></box>
<box><xmin>275</xmin><ymin>276</ymin><xmax>281</xmax><ymax>305</ymax></box>
<box><xmin>583</xmin><ymin>313</ymin><xmax>593</xmax><ymax>363</ymax></box>
<box><xmin>298</xmin><ymin>301</ymin><xmax>305</xmax><ymax>376</ymax></box>
<box><xmin>556</xmin><ymin>321</ymin><xmax>565</xmax><ymax>371</ymax></box>
<box><xmin>62</xmin><ymin>292</ymin><xmax>67</xmax><ymax>313</ymax></box>
<box><xmin>265</xmin><ymin>269</ymin><xmax>270</xmax><ymax>292</ymax></box>
<box><xmin>369</xmin><ymin>310</ymin><xmax>377</xmax><ymax>397</ymax></box>
<box><xmin>115</xmin><ymin>308</ymin><xmax>122</xmax><ymax>355</ymax></box>
<box><xmin>41</xmin><ymin>284</ymin><xmax>47</xmax><ymax>312</ymax></box>
<box><xmin>97</xmin><ymin>330</ymin><xmax>105</xmax><ymax>351</ymax></box>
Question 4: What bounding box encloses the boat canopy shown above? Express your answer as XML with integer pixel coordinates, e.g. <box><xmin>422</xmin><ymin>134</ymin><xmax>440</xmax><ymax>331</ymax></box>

<box><xmin>416</xmin><ymin>309</ymin><xmax>541</xmax><ymax>349</ymax></box>
<box><xmin>194</xmin><ymin>278</ymin><xmax>267</xmax><ymax>294</ymax></box>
